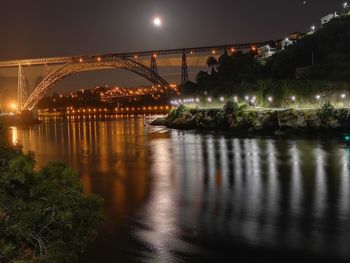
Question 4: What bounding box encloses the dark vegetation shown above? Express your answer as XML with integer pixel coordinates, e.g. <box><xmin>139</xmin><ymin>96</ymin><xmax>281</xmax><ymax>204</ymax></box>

<box><xmin>183</xmin><ymin>16</ymin><xmax>350</xmax><ymax>104</ymax></box>
<box><xmin>0</xmin><ymin>124</ymin><xmax>104</xmax><ymax>262</ymax></box>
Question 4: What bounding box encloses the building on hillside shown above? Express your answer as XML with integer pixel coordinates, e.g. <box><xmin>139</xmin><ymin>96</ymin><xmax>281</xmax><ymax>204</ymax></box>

<box><xmin>281</xmin><ymin>32</ymin><xmax>303</xmax><ymax>50</ymax></box>
<box><xmin>257</xmin><ymin>44</ymin><xmax>277</xmax><ymax>60</ymax></box>
<box><xmin>321</xmin><ymin>12</ymin><xmax>338</xmax><ymax>27</ymax></box>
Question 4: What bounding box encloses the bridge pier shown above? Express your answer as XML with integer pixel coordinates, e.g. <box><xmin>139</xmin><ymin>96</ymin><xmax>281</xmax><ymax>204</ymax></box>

<box><xmin>181</xmin><ymin>51</ymin><xmax>189</xmax><ymax>87</ymax></box>
<box><xmin>150</xmin><ymin>54</ymin><xmax>158</xmax><ymax>74</ymax></box>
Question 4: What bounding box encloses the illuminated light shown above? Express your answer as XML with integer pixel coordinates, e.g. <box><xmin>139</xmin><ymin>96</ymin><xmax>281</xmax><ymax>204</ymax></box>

<box><xmin>230</xmin><ymin>48</ymin><xmax>235</xmax><ymax>52</ymax></box>
<box><xmin>196</xmin><ymin>98</ymin><xmax>200</xmax><ymax>103</ymax></box>
<box><xmin>268</xmin><ymin>96</ymin><xmax>273</xmax><ymax>102</ymax></box>
<box><xmin>78</xmin><ymin>110</ymin><xmax>80</xmax><ymax>113</ymax></box>
<box><xmin>311</xmin><ymin>25</ymin><xmax>316</xmax><ymax>31</ymax></box>
<box><xmin>72</xmin><ymin>110</ymin><xmax>75</xmax><ymax>113</ymax></box>
<box><xmin>153</xmin><ymin>53</ymin><xmax>157</xmax><ymax>58</ymax></box>
<box><xmin>344</xmin><ymin>135</ymin><xmax>350</xmax><ymax>142</ymax></box>
<box><xmin>93</xmin><ymin>109</ymin><xmax>96</xmax><ymax>112</ymax></box>
<box><xmin>245</xmin><ymin>96</ymin><xmax>249</xmax><ymax>101</ymax></box>
<box><xmin>155</xmin><ymin>106</ymin><xmax>158</xmax><ymax>110</ymax></box>
<box><xmin>207</xmin><ymin>97</ymin><xmax>212</xmax><ymax>102</ymax></box>
<box><xmin>344</xmin><ymin>2</ymin><xmax>349</xmax><ymax>9</ymax></box>
<box><xmin>9</xmin><ymin>103</ymin><xmax>17</xmax><ymax>110</ymax></box>
<box><xmin>97</xmin><ymin>57</ymin><xmax>101</xmax><ymax>61</ymax></box>
<box><xmin>134</xmin><ymin>55</ymin><xmax>138</xmax><ymax>59</ymax></box>
<box><xmin>79</xmin><ymin>58</ymin><xmax>83</xmax><ymax>63</ymax></box>
<box><xmin>251</xmin><ymin>46</ymin><xmax>257</xmax><ymax>52</ymax></box>
<box><xmin>252</xmin><ymin>96</ymin><xmax>256</xmax><ymax>101</ymax></box>
<box><xmin>160</xmin><ymin>106</ymin><xmax>163</xmax><ymax>110</ymax></box>
<box><xmin>291</xmin><ymin>96</ymin><xmax>296</xmax><ymax>101</ymax></box>
<box><xmin>220</xmin><ymin>97</ymin><xmax>224</xmax><ymax>102</ymax></box>
<box><xmin>190</xmin><ymin>51</ymin><xmax>194</xmax><ymax>54</ymax></box>
<box><xmin>153</xmin><ymin>17</ymin><xmax>162</xmax><ymax>27</ymax></box>
<box><xmin>83</xmin><ymin>109</ymin><xmax>86</xmax><ymax>112</ymax></box>
<box><xmin>211</xmin><ymin>50</ymin><xmax>216</xmax><ymax>54</ymax></box>
<box><xmin>234</xmin><ymin>96</ymin><xmax>238</xmax><ymax>101</ymax></box>
<box><xmin>104</xmin><ymin>108</ymin><xmax>107</xmax><ymax>112</ymax></box>
<box><xmin>341</xmin><ymin>94</ymin><xmax>346</xmax><ymax>99</ymax></box>
<box><xmin>126</xmin><ymin>108</ymin><xmax>129</xmax><ymax>111</ymax></box>
<box><xmin>316</xmin><ymin>95</ymin><xmax>321</xmax><ymax>100</ymax></box>
<box><xmin>88</xmin><ymin>109</ymin><xmax>91</xmax><ymax>112</ymax></box>
<box><xmin>148</xmin><ymin>106</ymin><xmax>152</xmax><ymax>110</ymax></box>
<box><xmin>143</xmin><ymin>107</ymin><xmax>146</xmax><ymax>110</ymax></box>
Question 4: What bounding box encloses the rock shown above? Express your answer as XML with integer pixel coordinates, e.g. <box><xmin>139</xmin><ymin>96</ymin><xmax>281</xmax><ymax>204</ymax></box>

<box><xmin>150</xmin><ymin>118</ymin><xmax>168</xmax><ymax>126</ymax></box>
<box><xmin>278</xmin><ymin>109</ymin><xmax>307</xmax><ymax>129</ymax></box>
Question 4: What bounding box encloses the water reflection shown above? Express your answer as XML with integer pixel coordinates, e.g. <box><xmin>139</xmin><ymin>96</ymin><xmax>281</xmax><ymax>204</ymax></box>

<box><xmin>11</xmin><ymin>118</ymin><xmax>350</xmax><ymax>262</ymax></box>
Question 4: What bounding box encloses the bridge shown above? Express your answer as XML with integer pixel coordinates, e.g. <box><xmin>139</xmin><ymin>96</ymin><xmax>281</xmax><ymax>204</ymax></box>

<box><xmin>0</xmin><ymin>41</ymin><xmax>269</xmax><ymax>111</ymax></box>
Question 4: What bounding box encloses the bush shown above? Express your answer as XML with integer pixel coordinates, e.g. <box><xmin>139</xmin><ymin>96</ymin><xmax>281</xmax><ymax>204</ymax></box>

<box><xmin>317</xmin><ymin>101</ymin><xmax>337</xmax><ymax>128</ymax></box>
<box><xmin>0</xmin><ymin>130</ymin><xmax>104</xmax><ymax>262</ymax></box>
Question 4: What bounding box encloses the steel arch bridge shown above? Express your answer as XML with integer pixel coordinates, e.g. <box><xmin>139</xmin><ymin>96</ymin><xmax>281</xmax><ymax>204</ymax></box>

<box><xmin>23</xmin><ymin>55</ymin><xmax>173</xmax><ymax>110</ymax></box>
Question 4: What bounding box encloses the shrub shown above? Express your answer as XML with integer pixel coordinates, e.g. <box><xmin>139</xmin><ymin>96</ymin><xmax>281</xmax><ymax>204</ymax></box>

<box><xmin>0</xmin><ymin>132</ymin><xmax>104</xmax><ymax>262</ymax></box>
<box><xmin>317</xmin><ymin>101</ymin><xmax>337</xmax><ymax>128</ymax></box>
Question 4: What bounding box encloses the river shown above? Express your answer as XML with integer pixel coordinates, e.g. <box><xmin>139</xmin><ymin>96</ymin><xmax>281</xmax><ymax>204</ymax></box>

<box><xmin>9</xmin><ymin>116</ymin><xmax>350</xmax><ymax>262</ymax></box>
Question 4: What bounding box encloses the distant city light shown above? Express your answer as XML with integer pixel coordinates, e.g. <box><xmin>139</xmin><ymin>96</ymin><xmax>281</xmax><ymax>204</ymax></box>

<box><xmin>268</xmin><ymin>96</ymin><xmax>273</xmax><ymax>102</ymax></box>
<box><xmin>316</xmin><ymin>95</ymin><xmax>321</xmax><ymax>100</ymax></box>
<box><xmin>220</xmin><ymin>97</ymin><xmax>224</xmax><ymax>102</ymax></box>
<box><xmin>344</xmin><ymin>2</ymin><xmax>348</xmax><ymax>9</ymax></box>
<box><xmin>291</xmin><ymin>96</ymin><xmax>296</xmax><ymax>101</ymax></box>
<box><xmin>207</xmin><ymin>97</ymin><xmax>212</xmax><ymax>102</ymax></box>
<box><xmin>311</xmin><ymin>25</ymin><xmax>316</xmax><ymax>31</ymax></box>
<box><xmin>341</xmin><ymin>94</ymin><xmax>346</xmax><ymax>99</ymax></box>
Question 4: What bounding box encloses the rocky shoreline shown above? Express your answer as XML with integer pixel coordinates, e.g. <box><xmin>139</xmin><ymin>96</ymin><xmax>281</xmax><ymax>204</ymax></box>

<box><xmin>151</xmin><ymin>102</ymin><xmax>350</xmax><ymax>136</ymax></box>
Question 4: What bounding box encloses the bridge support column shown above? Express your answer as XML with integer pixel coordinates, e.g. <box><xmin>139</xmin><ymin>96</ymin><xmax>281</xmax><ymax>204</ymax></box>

<box><xmin>181</xmin><ymin>51</ymin><xmax>189</xmax><ymax>87</ymax></box>
<box><xmin>17</xmin><ymin>65</ymin><xmax>24</xmax><ymax>111</ymax></box>
<box><xmin>150</xmin><ymin>54</ymin><xmax>158</xmax><ymax>74</ymax></box>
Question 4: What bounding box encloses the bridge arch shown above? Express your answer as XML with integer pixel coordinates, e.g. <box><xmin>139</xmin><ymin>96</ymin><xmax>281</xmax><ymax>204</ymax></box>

<box><xmin>23</xmin><ymin>55</ymin><xmax>172</xmax><ymax>110</ymax></box>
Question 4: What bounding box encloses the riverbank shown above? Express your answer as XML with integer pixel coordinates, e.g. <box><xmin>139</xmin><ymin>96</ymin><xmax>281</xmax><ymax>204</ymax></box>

<box><xmin>151</xmin><ymin>102</ymin><xmax>350</xmax><ymax>135</ymax></box>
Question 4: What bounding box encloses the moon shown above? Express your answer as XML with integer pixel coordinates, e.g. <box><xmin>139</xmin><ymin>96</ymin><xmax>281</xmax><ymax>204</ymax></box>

<box><xmin>153</xmin><ymin>17</ymin><xmax>162</xmax><ymax>27</ymax></box>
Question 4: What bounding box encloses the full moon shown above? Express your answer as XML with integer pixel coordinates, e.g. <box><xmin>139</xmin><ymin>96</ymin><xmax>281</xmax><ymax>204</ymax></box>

<box><xmin>153</xmin><ymin>17</ymin><xmax>162</xmax><ymax>27</ymax></box>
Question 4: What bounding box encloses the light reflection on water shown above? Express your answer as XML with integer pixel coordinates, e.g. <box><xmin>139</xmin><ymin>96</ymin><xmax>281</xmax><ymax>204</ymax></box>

<box><xmin>10</xmin><ymin>117</ymin><xmax>350</xmax><ymax>262</ymax></box>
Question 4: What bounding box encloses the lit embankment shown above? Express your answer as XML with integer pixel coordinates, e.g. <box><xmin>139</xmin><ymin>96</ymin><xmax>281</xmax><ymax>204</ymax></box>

<box><xmin>151</xmin><ymin>101</ymin><xmax>350</xmax><ymax>134</ymax></box>
<box><xmin>38</xmin><ymin>105</ymin><xmax>173</xmax><ymax>117</ymax></box>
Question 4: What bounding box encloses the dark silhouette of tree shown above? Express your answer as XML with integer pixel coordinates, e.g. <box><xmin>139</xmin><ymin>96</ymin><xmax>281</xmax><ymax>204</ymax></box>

<box><xmin>207</xmin><ymin>57</ymin><xmax>218</xmax><ymax>75</ymax></box>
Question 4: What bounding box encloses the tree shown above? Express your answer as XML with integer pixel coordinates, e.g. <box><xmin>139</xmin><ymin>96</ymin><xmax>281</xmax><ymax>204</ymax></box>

<box><xmin>0</xmin><ymin>124</ymin><xmax>104</xmax><ymax>263</ymax></box>
<box><xmin>207</xmin><ymin>56</ymin><xmax>218</xmax><ymax>75</ymax></box>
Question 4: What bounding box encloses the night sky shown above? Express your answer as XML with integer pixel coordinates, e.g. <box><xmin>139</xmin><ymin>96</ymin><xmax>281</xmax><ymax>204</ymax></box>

<box><xmin>0</xmin><ymin>0</ymin><xmax>345</xmax><ymax>93</ymax></box>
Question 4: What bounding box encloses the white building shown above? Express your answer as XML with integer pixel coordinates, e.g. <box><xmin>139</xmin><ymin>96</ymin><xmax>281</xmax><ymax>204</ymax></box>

<box><xmin>321</xmin><ymin>12</ymin><xmax>338</xmax><ymax>27</ymax></box>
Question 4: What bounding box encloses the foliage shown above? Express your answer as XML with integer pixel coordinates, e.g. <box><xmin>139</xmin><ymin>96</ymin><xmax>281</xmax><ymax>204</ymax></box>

<box><xmin>0</xmin><ymin>122</ymin><xmax>104</xmax><ymax>263</ymax></box>
<box><xmin>317</xmin><ymin>101</ymin><xmax>337</xmax><ymax>128</ymax></box>
<box><xmin>182</xmin><ymin>17</ymin><xmax>350</xmax><ymax>102</ymax></box>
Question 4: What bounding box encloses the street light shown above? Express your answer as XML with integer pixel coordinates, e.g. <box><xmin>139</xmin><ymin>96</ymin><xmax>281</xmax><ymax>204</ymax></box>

<box><xmin>207</xmin><ymin>97</ymin><xmax>212</xmax><ymax>102</ymax></box>
<box><xmin>291</xmin><ymin>96</ymin><xmax>296</xmax><ymax>101</ymax></box>
<box><xmin>341</xmin><ymin>94</ymin><xmax>346</xmax><ymax>99</ymax></box>
<box><xmin>268</xmin><ymin>96</ymin><xmax>273</xmax><ymax>102</ymax></box>
<box><xmin>220</xmin><ymin>97</ymin><xmax>224</xmax><ymax>102</ymax></box>
<box><xmin>316</xmin><ymin>95</ymin><xmax>321</xmax><ymax>100</ymax></box>
<box><xmin>9</xmin><ymin>102</ymin><xmax>17</xmax><ymax>111</ymax></box>
<box><xmin>311</xmin><ymin>25</ymin><xmax>316</xmax><ymax>32</ymax></box>
<box><xmin>343</xmin><ymin>2</ymin><xmax>348</xmax><ymax>9</ymax></box>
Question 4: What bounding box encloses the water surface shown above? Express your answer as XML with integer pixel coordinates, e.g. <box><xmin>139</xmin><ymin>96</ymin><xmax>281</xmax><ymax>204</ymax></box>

<box><xmin>10</xmin><ymin>116</ymin><xmax>350</xmax><ymax>262</ymax></box>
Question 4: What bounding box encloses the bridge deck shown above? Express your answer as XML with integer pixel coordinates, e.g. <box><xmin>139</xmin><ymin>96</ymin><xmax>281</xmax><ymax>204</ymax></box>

<box><xmin>0</xmin><ymin>42</ymin><xmax>269</xmax><ymax>68</ymax></box>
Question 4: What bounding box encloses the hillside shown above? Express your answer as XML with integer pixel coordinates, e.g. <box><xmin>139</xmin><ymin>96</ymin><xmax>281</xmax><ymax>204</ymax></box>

<box><xmin>266</xmin><ymin>16</ymin><xmax>350</xmax><ymax>80</ymax></box>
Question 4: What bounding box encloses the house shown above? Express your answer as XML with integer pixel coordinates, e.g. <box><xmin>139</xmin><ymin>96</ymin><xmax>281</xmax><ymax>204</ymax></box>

<box><xmin>321</xmin><ymin>12</ymin><xmax>338</xmax><ymax>27</ymax></box>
